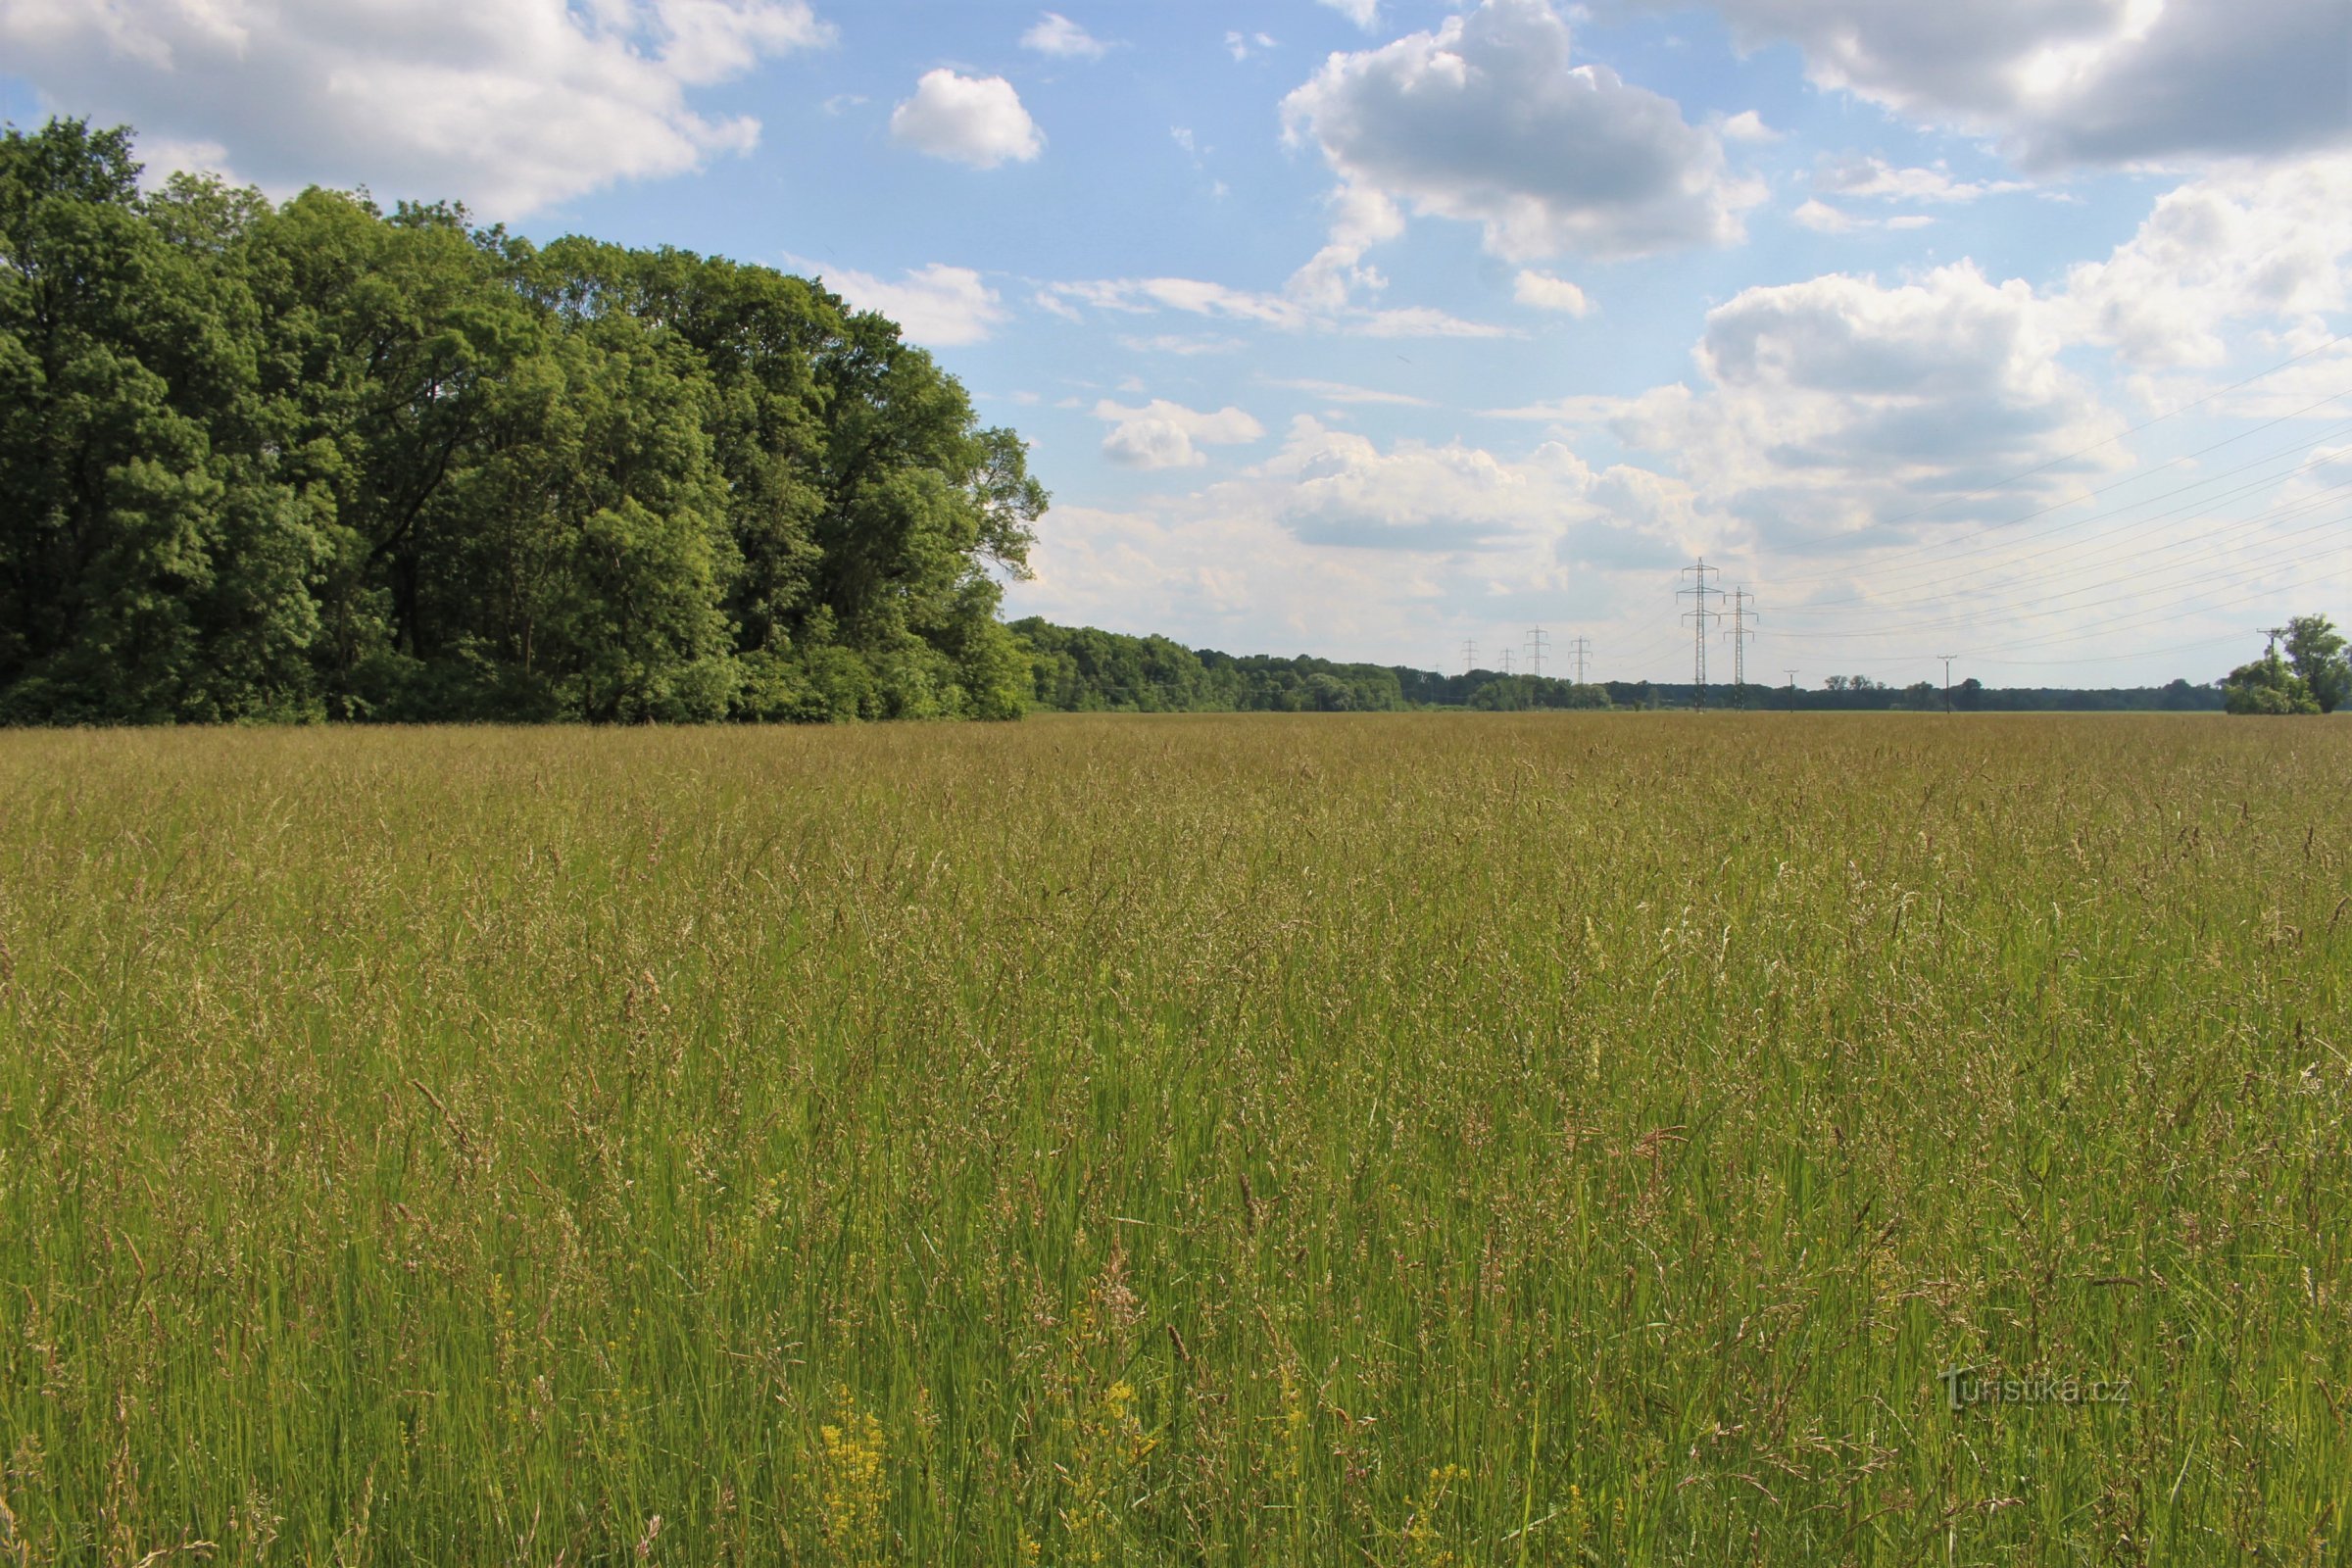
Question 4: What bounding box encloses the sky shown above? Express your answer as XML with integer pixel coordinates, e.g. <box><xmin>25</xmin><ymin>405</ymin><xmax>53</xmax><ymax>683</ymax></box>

<box><xmin>4</xmin><ymin>0</ymin><xmax>2350</xmax><ymax>689</ymax></box>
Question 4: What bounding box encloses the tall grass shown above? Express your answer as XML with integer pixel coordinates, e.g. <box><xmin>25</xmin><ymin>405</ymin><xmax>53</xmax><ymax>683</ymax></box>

<box><xmin>1</xmin><ymin>713</ymin><xmax>2345</xmax><ymax>1564</ymax></box>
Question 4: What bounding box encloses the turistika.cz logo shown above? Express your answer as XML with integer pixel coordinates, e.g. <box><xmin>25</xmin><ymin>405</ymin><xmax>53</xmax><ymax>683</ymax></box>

<box><xmin>1939</xmin><ymin>1367</ymin><xmax>2133</xmax><ymax>1413</ymax></box>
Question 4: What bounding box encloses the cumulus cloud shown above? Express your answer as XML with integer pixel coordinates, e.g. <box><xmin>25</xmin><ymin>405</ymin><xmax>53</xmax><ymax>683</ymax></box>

<box><xmin>1288</xmin><ymin>184</ymin><xmax>1405</xmax><ymax>310</ymax></box>
<box><xmin>1680</xmin><ymin>0</ymin><xmax>2352</xmax><ymax>168</ymax></box>
<box><xmin>1004</xmin><ymin>419</ymin><xmax>1692</xmax><ymax>669</ymax></box>
<box><xmin>1020</xmin><ymin>12</ymin><xmax>1107</xmax><ymax>59</ymax></box>
<box><xmin>2059</xmin><ymin>156</ymin><xmax>2352</xmax><ymax>368</ymax></box>
<box><xmin>1718</xmin><ymin>110</ymin><xmax>1780</xmax><ymax>142</ymax></box>
<box><xmin>1004</xmin><ymin>501</ymin><xmax>1427</xmax><ymax>657</ymax></box>
<box><xmin>821</xmin><ymin>263</ymin><xmax>1007</xmax><ymax>346</ymax></box>
<box><xmin>1280</xmin><ymin>0</ymin><xmax>1761</xmax><ymax>269</ymax></box>
<box><xmin>1267</xmin><ymin>419</ymin><xmax>1592</xmax><ymax>550</ymax></box>
<box><xmin>1096</xmin><ymin>399</ymin><xmax>1267</xmax><ymax>468</ymax></box>
<box><xmin>1317</xmin><ymin>0</ymin><xmax>1382</xmax><ymax>27</ymax></box>
<box><xmin>1613</xmin><ymin>262</ymin><xmax>2129</xmax><ymax>553</ymax></box>
<box><xmin>1514</xmin><ymin>270</ymin><xmax>1595</xmax><ymax>316</ymax></box>
<box><xmin>1225</xmin><ymin>30</ymin><xmax>1278</xmax><ymax>62</ymax></box>
<box><xmin>890</xmin><ymin>69</ymin><xmax>1045</xmax><ymax>167</ymax></box>
<box><xmin>0</xmin><ymin>0</ymin><xmax>833</xmax><ymax>217</ymax></box>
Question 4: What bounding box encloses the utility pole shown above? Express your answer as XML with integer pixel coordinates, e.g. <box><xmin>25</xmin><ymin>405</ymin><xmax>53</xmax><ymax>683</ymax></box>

<box><xmin>1568</xmin><ymin>635</ymin><xmax>1592</xmax><ymax>685</ymax></box>
<box><xmin>1679</xmin><ymin>558</ymin><xmax>1724</xmax><ymax>710</ymax></box>
<box><xmin>1461</xmin><ymin>639</ymin><xmax>1478</xmax><ymax>676</ymax></box>
<box><xmin>1526</xmin><ymin>626</ymin><xmax>1550</xmax><ymax>680</ymax></box>
<box><xmin>1725</xmin><ymin>587</ymin><xmax>1757</xmax><ymax>708</ymax></box>
<box><xmin>1785</xmin><ymin>669</ymin><xmax>1799</xmax><ymax>710</ymax></box>
<box><xmin>1939</xmin><ymin>654</ymin><xmax>1956</xmax><ymax>713</ymax></box>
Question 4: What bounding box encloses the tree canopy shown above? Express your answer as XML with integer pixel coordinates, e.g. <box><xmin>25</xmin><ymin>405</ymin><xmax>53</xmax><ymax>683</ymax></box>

<box><xmin>2223</xmin><ymin>615</ymin><xmax>2349</xmax><ymax>715</ymax></box>
<box><xmin>0</xmin><ymin>119</ymin><xmax>1045</xmax><ymax>724</ymax></box>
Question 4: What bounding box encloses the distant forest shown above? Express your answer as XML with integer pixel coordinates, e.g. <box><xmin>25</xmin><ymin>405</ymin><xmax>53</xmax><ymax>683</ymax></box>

<box><xmin>1017</xmin><ymin>619</ymin><xmax>2230</xmax><ymax>714</ymax></box>
<box><xmin>1</xmin><ymin>120</ymin><xmax>1043</xmax><ymax>724</ymax></box>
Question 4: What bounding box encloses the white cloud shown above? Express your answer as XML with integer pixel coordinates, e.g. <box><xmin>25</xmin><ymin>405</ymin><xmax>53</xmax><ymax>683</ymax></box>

<box><xmin>1815</xmin><ymin>155</ymin><xmax>2027</xmax><ymax>203</ymax></box>
<box><xmin>1680</xmin><ymin>0</ymin><xmax>2352</xmax><ymax>168</ymax></box>
<box><xmin>1267</xmin><ymin>418</ymin><xmax>1590</xmax><ymax>550</ymax></box>
<box><xmin>1353</xmin><ymin>306</ymin><xmax>1514</xmax><ymax>339</ymax></box>
<box><xmin>1118</xmin><ymin>333</ymin><xmax>1247</xmax><ymax>356</ymax></box>
<box><xmin>1021</xmin><ymin>12</ymin><xmax>1106</xmax><ymax>59</ymax></box>
<box><xmin>1718</xmin><ymin>110</ymin><xmax>1780</xmax><ymax>142</ymax></box>
<box><xmin>1096</xmin><ymin>399</ymin><xmax>1267</xmax><ymax>468</ymax></box>
<box><xmin>1226</xmin><ymin>29</ymin><xmax>1277</xmax><ymax>61</ymax></box>
<box><xmin>134</xmin><ymin>136</ymin><xmax>240</xmax><ymax>190</ymax></box>
<box><xmin>1049</xmin><ymin>276</ymin><xmax>1313</xmax><ymax>329</ymax></box>
<box><xmin>1288</xmin><ymin>183</ymin><xmax>1405</xmax><ymax>309</ymax></box>
<box><xmin>1266</xmin><ymin>378</ymin><xmax>1436</xmax><ymax>407</ymax></box>
<box><xmin>1317</xmin><ymin>0</ymin><xmax>1381</xmax><ymax>27</ymax></box>
<box><xmin>1613</xmin><ymin>262</ymin><xmax>2129</xmax><ymax>554</ymax></box>
<box><xmin>0</xmin><ymin>0</ymin><xmax>833</xmax><ymax>217</ymax></box>
<box><xmin>1004</xmin><ymin>418</ymin><xmax>1706</xmax><ymax>662</ymax></box>
<box><xmin>1005</xmin><ymin>417</ymin><xmax>1691</xmax><ymax>662</ymax></box>
<box><xmin>1514</xmin><ymin>270</ymin><xmax>1594</xmax><ymax>316</ymax></box>
<box><xmin>821</xmin><ymin>263</ymin><xmax>1007</xmax><ymax>347</ymax></box>
<box><xmin>1477</xmin><ymin>393</ymin><xmax>1630</xmax><ymax>423</ymax></box>
<box><xmin>1043</xmin><ymin>275</ymin><xmax>1507</xmax><ymax>339</ymax></box>
<box><xmin>890</xmin><ymin>69</ymin><xmax>1045</xmax><ymax>168</ymax></box>
<box><xmin>2059</xmin><ymin>155</ymin><xmax>2352</xmax><ymax>368</ymax></box>
<box><xmin>1280</xmin><ymin>0</ymin><xmax>1762</xmax><ymax>265</ymax></box>
<box><xmin>1791</xmin><ymin>198</ymin><xmax>1935</xmax><ymax>233</ymax></box>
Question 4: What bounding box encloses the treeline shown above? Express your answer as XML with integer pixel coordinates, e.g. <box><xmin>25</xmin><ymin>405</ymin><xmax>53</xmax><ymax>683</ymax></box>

<box><xmin>0</xmin><ymin>121</ymin><xmax>1044</xmax><ymax>724</ymax></box>
<box><xmin>1016</xmin><ymin>619</ymin><xmax>1613</xmax><ymax>712</ymax></box>
<box><xmin>1771</xmin><ymin>677</ymin><xmax>2224</xmax><ymax>712</ymax></box>
<box><xmin>1017</xmin><ymin>621</ymin><xmax>2262</xmax><ymax>715</ymax></box>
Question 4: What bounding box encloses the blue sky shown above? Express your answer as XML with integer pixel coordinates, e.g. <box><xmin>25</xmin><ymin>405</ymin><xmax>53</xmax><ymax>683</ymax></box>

<box><xmin>5</xmin><ymin>0</ymin><xmax>2348</xmax><ymax>687</ymax></box>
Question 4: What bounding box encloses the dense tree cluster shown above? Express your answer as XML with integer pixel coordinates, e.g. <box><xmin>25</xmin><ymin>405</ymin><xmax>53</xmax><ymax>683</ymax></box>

<box><xmin>1017</xmin><ymin>619</ymin><xmax>1415</xmax><ymax>711</ymax></box>
<box><xmin>1015</xmin><ymin>619</ymin><xmax>1614</xmax><ymax>712</ymax></box>
<box><xmin>0</xmin><ymin>120</ymin><xmax>1044</xmax><ymax>724</ymax></box>
<box><xmin>2222</xmin><ymin>615</ymin><xmax>2349</xmax><ymax>715</ymax></box>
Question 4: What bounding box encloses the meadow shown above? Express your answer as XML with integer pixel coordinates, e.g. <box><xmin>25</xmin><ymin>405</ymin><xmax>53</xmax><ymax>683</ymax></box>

<box><xmin>0</xmin><ymin>713</ymin><xmax>2346</xmax><ymax>1565</ymax></box>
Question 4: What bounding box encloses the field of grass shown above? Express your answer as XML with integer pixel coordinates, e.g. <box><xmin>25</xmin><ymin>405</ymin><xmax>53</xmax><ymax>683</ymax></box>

<box><xmin>1</xmin><ymin>713</ymin><xmax>2347</xmax><ymax>1565</ymax></box>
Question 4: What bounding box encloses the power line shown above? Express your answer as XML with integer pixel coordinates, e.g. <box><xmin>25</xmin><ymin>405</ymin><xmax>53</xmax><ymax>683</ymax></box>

<box><xmin>1761</xmin><ymin>340</ymin><xmax>2351</xmax><ymax>579</ymax></box>
<box><xmin>1679</xmin><ymin>558</ymin><xmax>1724</xmax><ymax>709</ymax></box>
<box><xmin>1568</xmin><ymin>635</ymin><xmax>1592</xmax><ymax>684</ymax></box>
<box><xmin>1526</xmin><ymin>625</ymin><xmax>1550</xmax><ymax>679</ymax></box>
<box><xmin>1769</xmin><ymin>481</ymin><xmax>2352</xmax><ymax>644</ymax></box>
<box><xmin>1768</xmin><ymin>421</ymin><xmax>2352</xmax><ymax>613</ymax></box>
<box><xmin>1725</xmin><ymin>587</ymin><xmax>1757</xmax><ymax>707</ymax></box>
<box><xmin>1941</xmin><ymin>519</ymin><xmax>2352</xmax><ymax>659</ymax></box>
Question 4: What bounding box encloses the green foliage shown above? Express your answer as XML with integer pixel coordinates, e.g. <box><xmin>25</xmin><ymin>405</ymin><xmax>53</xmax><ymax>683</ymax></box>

<box><xmin>2279</xmin><ymin>613</ymin><xmax>2350</xmax><ymax>713</ymax></box>
<box><xmin>1014</xmin><ymin>619</ymin><xmax>1616</xmax><ymax>714</ymax></box>
<box><xmin>0</xmin><ymin>119</ymin><xmax>1043</xmax><ymax>725</ymax></box>
<box><xmin>1462</xmin><ymin>672</ymin><xmax>1612</xmax><ymax>710</ymax></box>
<box><xmin>2</xmin><ymin>716</ymin><xmax>2347</xmax><ymax>1561</ymax></box>
<box><xmin>2222</xmin><ymin>616</ymin><xmax>2350</xmax><ymax>716</ymax></box>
